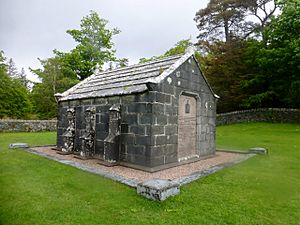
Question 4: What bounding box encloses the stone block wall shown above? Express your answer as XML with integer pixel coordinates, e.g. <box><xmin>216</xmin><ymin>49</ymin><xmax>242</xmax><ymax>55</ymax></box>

<box><xmin>0</xmin><ymin>120</ymin><xmax>57</xmax><ymax>132</ymax></box>
<box><xmin>149</xmin><ymin>56</ymin><xmax>217</xmax><ymax>166</ymax></box>
<box><xmin>57</xmin><ymin>56</ymin><xmax>217</xmax><ymax>169</ymax></box>
<box><xmin>217</xmin><ymin>108</ymin><xmax>300</xmax><ymax>125</ymax></box>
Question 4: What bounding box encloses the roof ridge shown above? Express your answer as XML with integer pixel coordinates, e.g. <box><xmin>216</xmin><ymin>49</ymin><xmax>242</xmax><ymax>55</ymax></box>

<box><xmin>96</xmin><ymin>54</ymin><xmax>183</xmax><ymax>76</ymax></box>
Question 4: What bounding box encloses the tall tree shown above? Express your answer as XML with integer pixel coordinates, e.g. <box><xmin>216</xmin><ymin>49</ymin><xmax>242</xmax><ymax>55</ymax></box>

<box><xmin>195</xmin><ymin>0</ymin><xmax>250</xmax><ymax>43</ymax></box>
<box><xmin>242</xmin><ymin>0</ymin><xmax>300</xmax><ymax>108</ymax></box>
<box><xmin>18</xmin><ymin>68</ymin><xmax>30</xmax><ymax>89</ymax></box>
<box><xmin>245</xmin><ymin>0</ymin><xmax>278</xmax><ymax>42</ymax></box>
<box><xmin>194</xmin><ymin>0</ymin><xmax>277</xmax><ymax>44</ymax></box>
<box><xmin>7</xmin><ymin>58</ymin><xmax>19</xmax><ymax>78</ymax></box>
<box><xmin>0</xmin><ymin>51</ymin><xmax>6</xmax><ymax>72</ymax></box>
<box><xmin>200</xmin><ymin>40</ymin><xmax>253</xmax><ymax>112</ymax></box>
<box><xmin>31</xmin><ymin>57</ymin><xmax>79</xmax><ymax>118</ymax></box>
<box><xmin>0</xmin><ymin>51</ymin><xmax>32</xmax><ymax>118</ymax></box>
<box><xmin>31</xmin><ymin>11</ymin><xmax>120</xmax><ymax>118</ymax></box>
<box><xmin>55</xmin><ymin>10</ymin><xmax>120</xmax><ymax>80</ymax></box>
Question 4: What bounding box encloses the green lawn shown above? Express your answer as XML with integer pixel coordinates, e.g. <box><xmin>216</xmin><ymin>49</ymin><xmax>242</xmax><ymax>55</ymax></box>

<box><xmin>0</xmin><ymin>123</ymin><xmax>300</xmax><ymax>225</ymax></box>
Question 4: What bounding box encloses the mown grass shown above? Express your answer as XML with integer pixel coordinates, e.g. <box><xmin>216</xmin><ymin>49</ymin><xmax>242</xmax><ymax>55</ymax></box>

<box><xmin>0</xmin><ymin>123</ymin><xmax>300</xmax><ymax>225</ymax></box>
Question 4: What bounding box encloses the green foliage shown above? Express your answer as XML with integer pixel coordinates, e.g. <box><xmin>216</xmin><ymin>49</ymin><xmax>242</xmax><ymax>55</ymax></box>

<box><xmin>195</xmin><ymin>0</ymin><xmax>277</xmax><ymax>43</ymax></box>
<box><xmin>139</xmin><ymin>39</ymin><xmax>192</xmax><ymax>63</ymax></box>
<box><xmin>31</xmin><ymin>11</ymin><xmax>119</xmax><ymax>118</ymax></box>
<box><xmin>200</xmin><ymin>40</ymin><xmax>253</xmax><ymax>112</ymax></box>
<box><xmin>242</xmin><ymin>0</ymin><xmax>300</xmax><ymax>108</ymax></box>
<box><xmin>30</xmin><ymin>57</ymin><xmax>79</xmax><ymax>119</ymax></box>
<box><xmin>56</xmin><ymin>10</ymin><xmax>120</xmax><ymax>80</ymax></box>
<box><xmin>195</xmin><ymin>0</ymin><xmax>299</xmax><ymax>111</ymax></box>
<box><xmin>1</xmin><ymin>123</ymin><xmax>300</xmax><ymax>224</ymax></box>
<box><xmin>0</xmin><ymin>51</ymin><xmax>32</xmax><ymax>119</ymax></box>
<box><xmin>0</xmin><ymin>50</ymin><xmax>7</xmax><ymax>73</ymax></box>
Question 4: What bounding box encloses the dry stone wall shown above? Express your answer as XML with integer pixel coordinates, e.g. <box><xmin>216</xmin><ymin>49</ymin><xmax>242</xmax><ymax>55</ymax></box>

<box><xmin>0</xmin><ymin>120</ymin><xmax>57</xmax><ymax>132</ymax></box>
<box><xmin>217</xmin><ymin>108</ymin><xmax>300</xmax><ymax>125</ymax></box>
<box><xmin>1</xmin><ymin>109</ymin><xmax>299</xmax><ymax>133</ymax></box>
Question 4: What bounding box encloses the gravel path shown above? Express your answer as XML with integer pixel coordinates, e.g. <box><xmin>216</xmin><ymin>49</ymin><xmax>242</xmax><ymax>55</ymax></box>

<box><xmin>30</xmin><ymin>147</ymin><xmax>248</xmax><ymax>184</ymax></box>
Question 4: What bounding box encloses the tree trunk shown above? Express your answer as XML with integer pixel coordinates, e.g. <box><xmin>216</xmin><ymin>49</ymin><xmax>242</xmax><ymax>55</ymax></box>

<box><xmin>224</xmin><ymin>19</ymin><xmax>230</xmax><ymax>43</ymax></box>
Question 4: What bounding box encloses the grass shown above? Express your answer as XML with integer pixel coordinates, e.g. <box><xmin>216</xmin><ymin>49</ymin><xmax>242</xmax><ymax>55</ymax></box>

<box><xmin>0</xmin><ymin>123</ymin><xmax>300</xmax><ymax>225</ymax></box>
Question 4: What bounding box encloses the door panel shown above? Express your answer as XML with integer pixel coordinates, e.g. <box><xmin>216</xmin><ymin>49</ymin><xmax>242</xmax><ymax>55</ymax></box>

<box><xmin>178</xmin><ymin>95</ymin><xmax>197</xmax><ymax>161</ymax></box>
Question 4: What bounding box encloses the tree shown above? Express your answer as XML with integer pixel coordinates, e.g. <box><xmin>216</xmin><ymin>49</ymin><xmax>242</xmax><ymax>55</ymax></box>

<box><xmin>242</xmin><ymin>0</ymin><xmax>300</xmax><ymax>108</ymax></box>
<box><xmin>7</xmin><ymin>58</ymin><xmax>19</xmax><ymax>78</ymax></box>
<box><xmin>194</xmin><ymin>0</ymin><xmax>282</xmax><ymax>112</ymax></box>
<box><xmin>19</xmin><ymin>68</ymin><xmax>30</xmax><ymax>89</ymax></box>
<box><xmin>55</xmin><ymin>11</ymin><xmax>120</xmax><ymax>80</ymax></box>
<box><xmin>30</xmin><ymin>11</ymin><xmax>120</xmax><ymax>118</ymax></box>
<box><xmin>0</xmin><ymin>50</ymin><xmax>6</xmax><ymax>72</ymax></box>
<box><xmin>245</xmin><ymin>0</ymin><xmax>278</xmax><ymax>42</ymax></box>
<box><xmin>194</xmin><ymin>0</ymin><xmax>277</xmax><ymax>44</ymax></box>
<box><xmin>200</xmin><ymin>40</ymin><xmax>253</xmax><ymax>112</ymax></box>
<box><xmin>31</xmin><ymin>57</ymin><xmax>79</xmax><ymax>118</ymax></box>
<box><xmin>195</xmin><ymin>0</ymin><xmax>250</xmax><ymax>43</ymax></box>
<box><xmin>139</xmin><ymin>39</ymin><xmax>193</xmax><ymax>63</ymax></box>
<box><xmin>0</xmin><ymin>51</ymin><xmax>32</xmax><ymax>118</ymax></box>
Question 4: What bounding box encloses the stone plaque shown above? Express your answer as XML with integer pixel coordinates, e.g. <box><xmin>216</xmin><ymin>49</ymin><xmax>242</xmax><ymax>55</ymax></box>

<box><xmin>178</xmin><ymin>95</ymin><xmax>197</xmax><ymax>161</ymax></box>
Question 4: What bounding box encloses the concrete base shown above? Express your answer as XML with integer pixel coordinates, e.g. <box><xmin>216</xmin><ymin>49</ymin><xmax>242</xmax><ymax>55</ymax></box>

<box><xmin>56</xmin><ymin>151</ymin><xmax>73</xmax><ymax>155</ymax></box>
<box><xmin>97</xmin><ymin>160</ymin><xmax>119</xmax><ymax>167</ymax></box>
<box><xmin>137</xmin><ymin>179</ymin><xmax>180</xmax><ymax>201</ymax></box>
<box><xmin>74</xmin><ymin>155</ymin><xmax>92</xmax><ymax>160</ymax></box>
<box><xmin>120</xmin><ymin>153</ymin><xmax>215</xmax><ymax>173</ymax></box>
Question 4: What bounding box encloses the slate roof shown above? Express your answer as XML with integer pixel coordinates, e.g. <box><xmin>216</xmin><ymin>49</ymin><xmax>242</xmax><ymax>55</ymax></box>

<box><xmin>57</xmin><ymin>47</ymin><xmax>218</xmax><ymax>101</ymax></box>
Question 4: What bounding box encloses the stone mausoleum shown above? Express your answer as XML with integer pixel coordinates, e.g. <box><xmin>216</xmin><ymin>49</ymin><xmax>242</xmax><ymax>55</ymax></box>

<box><xmin>55</xmin><ymin>47</ymin><xmax>219</xmax><ymax>171</ymax></box>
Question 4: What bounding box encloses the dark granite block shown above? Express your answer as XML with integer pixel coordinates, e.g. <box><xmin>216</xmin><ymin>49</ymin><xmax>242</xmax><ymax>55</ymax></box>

<box><xmin>95</xmin><ymin>98</ymin><xmax>108</xmax><ymax>105</ymax></box>
<box><xmin>150</xmin><ymin>156</ymin><xmax>165</xmax><ymax>167</ymax></box>
<box><xmin>165</xmin><ymin>144</ymin><xmax>177</xmax><ymax>155</ymax></box>
<box><xmin>155</xmin><ymin>135</ymin><xmax>167</xmax><ymax>145</ymax></box>
<box><xmin>139</xmin><ymin>114</ymin><xmax>153</xmax><ymax>125</ymax></box>
<box><xmin>151</xmin><ymin>145</ymin><xmax>165</xmax><ymax>157</ymax></box>
<box><xmin>130</xmin><ymin>125</ymin><xmax>145</xmax><ymax>135</ymax></box>
<box><xmin>140</xmin><ymin>92</ymin><xmax>156</xmax><ymax>102</ymax></box>
<box><xmin>108</xmin><ymin>96</ymin><xmax>121</xmax><ymax>104</ymax></box>
<box><xmin>121</xmin><ymin>95</ymin><xmax>135</xmax><ymax>104</ymax></box>
<box><xmin>121</xmin><ymin>123</ymin><xmax>129</xmax><ymax>133</ymax></box>
<box><xmin>167</xmin><ymin>115</ymin><xmax>178</xmax><ymax>125</ymax></box>
<box><xmin>121</xmin><ymin>134</ymin><xmax>135</xmax><ymax>145</ymax></box>
<box><xmin>165</xmin><ymin>155</ymin><xmax>177</xmax><ymax>164</ymax></box>
<box><xmin>152</xmin><ymin>103</ymin><xmax>164</xmax><ymax>114</ymax></box>
<box><xmin>152</xmin><ymin>125</ymin><xmax>165</xmax><ymax>135</ymax></box>
<box><xmin>124</xmin><ymin>114</ymin><xmax>138</xmax><ymax>125</ymax></box>
<box><xmin>165</xmin><ymin>105</ymin><xmax>178</xmax><ymax>116</ymax></box>
<box><xmin>81</xmin><ymin>99</ymin><xmax>92</xmax><ymax>105</ymax></box>
<box><xmin>128</xmin><ymin>103</ymin><xmax>152</xmax><ymax>113</ymax></box>
<box><xmin>166</xmin><ymin>135</ymin><xmax>178</xmax><ymax>144</ymax></box>
<box><xmin>95</xmin><ymin>140</ymin><xmax>104</xmax><ymax>155</ymax></box>
<box><xmin>135</xmin><ymin>135</ymin><xmax>151</xmax><ymax>146</ymax></box>
<box><xmin>165</xmin><ymin>125</ymin><xmax>177</xmax><ymax>135</ymax></box>
<box><xmin>155</xmin><ymin>115</ymin><xmax>167</xmax><ymax>125</ymax></box>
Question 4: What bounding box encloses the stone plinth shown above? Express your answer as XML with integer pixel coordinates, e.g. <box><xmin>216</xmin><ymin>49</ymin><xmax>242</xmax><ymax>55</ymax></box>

<box><xmin>137</xmin><ymin>179</ymin><xmax>180</xmax><ymax>201</ymax></box>
<box><xmin>9</xmin><ymin>143</ymin><xmax>29</xmax><ymax>149</ymax></box>
<box><xmin>249</xmin><ymin>147</ymin><xmax>268</xmax><ymax>154</ymax></box>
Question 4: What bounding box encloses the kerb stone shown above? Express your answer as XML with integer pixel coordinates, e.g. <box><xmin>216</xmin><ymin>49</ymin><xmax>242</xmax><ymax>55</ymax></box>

<box><xmin>137</xmin><ymin>179</ymin><xmax>180</xmax><ymax>201</ymax></box>
<box><xmin>9</xmin><ymin>143</ymin><xmax>29</xmax><ymax>149</ymax></box>
<box><xmin>249</xmin><ymin>147</ymin><xmax>268</xmax><ymax>154</ymax></box>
